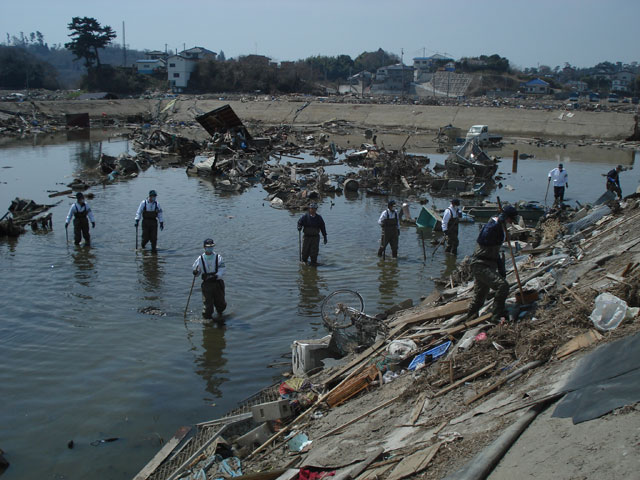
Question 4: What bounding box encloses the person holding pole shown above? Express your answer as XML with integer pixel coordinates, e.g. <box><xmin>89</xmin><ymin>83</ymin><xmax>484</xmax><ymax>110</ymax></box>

<box><xmin>547</xmin><ymin>163</ymin><xmax>568</xmax><ymax>206</ymax></box>
<box><xmin>442</xmin><ymin>198</ymin><xmax>461</xmax><ymax>255</ymax></box>
<box><xmin>377</xmin><ymin>200</ymin><xmax>400</xmax><ymax>258</ymax></box>
<box><xmin>134</xmin><ymin>190</ymin><xmax>164</xmax><ymax>252</ymax></box>
<box><xmin>606</xmin><ymin>165</ymin><xmax>624</xmax><ymax>199</ymax></box>
<box><xmin>297</xmin><ymin>202</ymin><xmax>327</xmax><ymax>266</ymax></box>
<box><xmin>463</xmin><ymin>205</ymin><xmax>518</xmax><ymax>322</ymax></box>
<box><xmin>65</xmin><ymin>192</ymin><xmax>95</xmax><ymax>246</ymax></box>
<box><xmin>192</xmin><ymin>238</ymin><xmax>226</xmax><ymax>319</ymax></box>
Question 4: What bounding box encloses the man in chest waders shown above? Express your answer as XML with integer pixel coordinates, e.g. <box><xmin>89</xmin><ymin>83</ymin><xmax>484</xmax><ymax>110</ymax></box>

<box><xmin>192</xmin><ymin>238</ymin><xmax>227</xmax><ymax>319</ymax></box>
<box><xmin>65</xmin><ymin>192</ymin><xmax>95</xmax><ymax>246</ymax></box>
<box><xmin>378</xmin><ymin>200</ymin><xmax>400</xmax><ymax>258</ymax></box>
<box><xmin>442</xmin><ymin>198</ymin><xmax>461</xmax><ymax>255</ymax></box>
<box><xmin>134</xmin><ymin>190</ymin><xmax>164</xmax><ymax>252</ymax></box>
<box><xmin>297</xmin><ymin>202</ymin><xmax>328</xmax><ymax>266</ymax></box>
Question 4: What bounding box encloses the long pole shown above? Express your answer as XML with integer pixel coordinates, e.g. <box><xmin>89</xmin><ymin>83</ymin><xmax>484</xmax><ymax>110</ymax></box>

<box><xmin>65</xmin><ymin>225</ymin><xmax>69</xmax><ymax>244</ymax></box>
<box><xmin>184</xmin><ymin>275</ymin><xmax>196</xmax><ymax>319</ymax></box>
<box><xmin>421</xmin><ymin>230</ymin><xmax>426</xmax><ymax>261</ymax></box>
<box><xmin>544</xmin><ymin>180</ymin><xmax>550</xmax><ymax>206</ymax></box>
<box><xmin>496</xmin><ymin>197</ymin><xmax>525</xmax><ymax>301</ymax></box>
<box><xmin>135</xmin><ymin>224</ymin><xmax>138</xmax><ymax>249</ymax></box>
<box><xmin>298</xmin><ymin>230</ymin><xmax>302</xmax><ymax>262</ymax></box>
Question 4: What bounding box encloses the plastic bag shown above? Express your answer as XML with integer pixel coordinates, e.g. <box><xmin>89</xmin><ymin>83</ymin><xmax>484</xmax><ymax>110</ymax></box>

<box><xmin>590</xmin><ymin>293</ymin><xmax>629</xmax><ymax>331</ymax></box>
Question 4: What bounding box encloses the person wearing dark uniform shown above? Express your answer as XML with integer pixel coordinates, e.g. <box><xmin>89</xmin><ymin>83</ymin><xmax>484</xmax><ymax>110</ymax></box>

<box><xmin>442</xmin><ymin>198</ymin><xmax>461</xmax><ymax>255</ymax></box>
<box><xmin>65</xmin><ymin>192</ymin><xmax>95</xmax><ymax>246</ymax></box>
<box><xmin>465</xmin><ymin>205</ymin><xmax>518</xmax><ymax>321</ymax></box>
<box><xmin>192</xmin><ymin>238</ymin><xmax>227</xmax><ymax>319</ymax></box>
<box><xmin>297</xmin><ymin>202</ymin><xmax>327</xmax><ymax>266</ymax></box>
<box><xmin>606</xmin><ymin>165</ymin><xmax>623</xmax><ymax>199</ymax></box>
<box><xmin>135</xmin><ymin>190</ymin><xmax>164</xmax><ymax>252</ymax></box>
<box><xmin>378</xmin><ymin>200</ymin><xmax>400</xmax><ymax>258</ymax></box>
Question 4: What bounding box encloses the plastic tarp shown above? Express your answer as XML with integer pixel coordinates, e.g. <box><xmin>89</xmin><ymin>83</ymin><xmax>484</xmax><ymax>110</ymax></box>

<box><xmin>552</xmin><ymin>332</ymin><xmax>640</xmax><ymax>424</ymax></box>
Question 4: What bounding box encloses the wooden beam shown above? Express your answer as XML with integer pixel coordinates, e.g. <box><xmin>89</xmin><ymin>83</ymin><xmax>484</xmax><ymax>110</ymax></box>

<box><xmin>390</xmin><ymin>300</ymin><xmax>470</xmax><ymax>328</ymax></box>
<box><xmin>133</xmin><ymin>426</ymin><xmax>191</xmax><ymax>480</ymax></box>
<box><xmin>434</xmin><ymin>362</ymin><xmax>497</xmax><ymax>397</ymax></box>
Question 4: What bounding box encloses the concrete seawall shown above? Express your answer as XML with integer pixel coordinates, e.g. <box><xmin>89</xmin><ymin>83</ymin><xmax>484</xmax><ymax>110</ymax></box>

<box><xmin>1</xmin><ymin>98</ymin><xmax>636</xmax><ymax>140</ymax></box>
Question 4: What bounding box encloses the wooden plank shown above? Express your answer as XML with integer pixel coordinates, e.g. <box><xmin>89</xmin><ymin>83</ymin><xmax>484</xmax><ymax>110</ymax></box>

<box><xmin>434</xmin><ymin>362</ymin><xmax>497</xmax><ymax>398</ymax></box>
<box><xmin>390</xmin><ymin>300</ymin><xmax>470</xmax><ymax>328</ymax></box>
<box><xmin>556</xmin><ymin>329</ymin><xmax>603</xmax><ymax>359</ymax></box>
<box><xmin>333</xmin><ymin>447</ymin><xmax>384</xmax><ymax>480</ymax></box>
<box><xmin>465</xmin><ymin>377</ymin><xmax>509</xmax><ymax>406</ymax></box>
<box><xmin>133</xmin><ymin>426</ymin><xmax>191</xmax><ymax>480</ymax></box>
<box><xmin>410</xmin><ymin>393</ymin><xmax>429</xmax><ymax>425</ymax></box>
<box><xmin>386</xmin><ymin>442</ymin><xmax>442</xmax><ymax>480</ymax></box>
<box><xmin>318</xmin><ymin>395</ymin><xmax>401</xmax><ymax>440</ymax></box>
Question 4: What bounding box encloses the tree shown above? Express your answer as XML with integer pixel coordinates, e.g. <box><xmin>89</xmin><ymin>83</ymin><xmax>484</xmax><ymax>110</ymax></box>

<box><xmin>65</xmin><ymin>17</ymin><xmax>116</xmax><ymax>69</ymax></box>
<box><xmin>218</xmin><ymin>50</ymin><xmax>226</xmax><ymax>61</ymax></box>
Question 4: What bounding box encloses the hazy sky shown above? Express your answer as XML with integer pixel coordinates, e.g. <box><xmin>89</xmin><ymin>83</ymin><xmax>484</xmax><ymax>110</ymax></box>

<box><xmin>2</xmin><ymin>0</ymin><xmax>638</xmax><ymax>69</ymax></box>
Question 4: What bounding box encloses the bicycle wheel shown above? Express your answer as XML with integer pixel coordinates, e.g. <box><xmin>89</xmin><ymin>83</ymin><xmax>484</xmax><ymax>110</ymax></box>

<box><xmin>320</xmin><ymin>289</ymin><xmax>365</xmax><ymax>330</ymax></box>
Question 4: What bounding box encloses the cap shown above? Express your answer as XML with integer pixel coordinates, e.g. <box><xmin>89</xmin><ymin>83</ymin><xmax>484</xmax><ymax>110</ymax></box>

<box><xmin>617</xmin><ymin>164</ymin><xmax>623</xmax><ymax>170</ymax></box>
<box><xmin>558</xmin><ymin>163</ymin><xmax>563</xmax><ymax>168</ymax></box>
<box><xmin>75</xmin><ymin>192</ymin><xmax>84</xmax><ymax>200</ymax></box>
<box><xmin>388</xmin><ymin>199</ymin><xmax>396</xmax><ymax>207</ymax></box>
<box><xmin>203</xmin><ymin>238</ymin><xmax>215</xmax><ymax>247</ymax></box>
<box><xmin>502</xmin><ymin>205</ymin><xmax>518</xmax><ymax>219</ymax></box>
<box><xmin>451</xmin><ymin>198</ymin><xmax>460</xmax><ymax>206</ymax></box>
<box><xmin>309</xmin><ymin>202</ymin><xmax>318</xmax><ymax>209</ymax></box>
<box><xmin>149</xmin><ymin>190</ymin><xmax>157</xmax><ymax>197</ymax></box>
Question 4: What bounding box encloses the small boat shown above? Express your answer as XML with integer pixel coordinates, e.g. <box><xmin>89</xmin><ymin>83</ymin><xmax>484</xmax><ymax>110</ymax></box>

<box><xmin>416</xmin><ymin>207</ymin><xmax>442</xmax><ymax>230</ymax></box>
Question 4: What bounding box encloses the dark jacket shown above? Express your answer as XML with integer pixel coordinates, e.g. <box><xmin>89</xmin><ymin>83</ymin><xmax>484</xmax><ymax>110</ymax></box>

<box><xmin>472</xmin><ymin>216</ymin><xmax>506</xmax><ymax>274</ymax></box>
<box><xmin>297</xmin><ymin>213</ymin><xmax>327</xmax><ymax>239</ymax></box>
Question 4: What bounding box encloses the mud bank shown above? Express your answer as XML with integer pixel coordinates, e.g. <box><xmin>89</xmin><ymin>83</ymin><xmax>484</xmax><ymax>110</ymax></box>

<box><xmin>1</xmin><ymin>98</ymin><xmax>637</xmax><ymax>140</ymax></box>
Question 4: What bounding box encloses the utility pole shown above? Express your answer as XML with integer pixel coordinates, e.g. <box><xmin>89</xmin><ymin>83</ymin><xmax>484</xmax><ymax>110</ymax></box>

<box><xmin>122</xmin><ymin>21</ymin><xmax>126</xmax><ymax>67</ymax></box>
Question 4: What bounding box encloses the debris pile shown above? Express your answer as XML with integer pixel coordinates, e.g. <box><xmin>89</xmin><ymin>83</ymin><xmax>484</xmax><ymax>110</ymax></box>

<box><xmin>0</xmin><ymin>198</ymin><xmax>56</xmax><ymax>237</ymax></box>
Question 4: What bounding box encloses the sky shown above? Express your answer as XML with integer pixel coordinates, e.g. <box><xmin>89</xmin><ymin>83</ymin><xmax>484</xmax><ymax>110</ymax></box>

<box><xmin>1</xmin><ymin>0</ymin><xmax>639</xmax><ymax>69</ymax></box>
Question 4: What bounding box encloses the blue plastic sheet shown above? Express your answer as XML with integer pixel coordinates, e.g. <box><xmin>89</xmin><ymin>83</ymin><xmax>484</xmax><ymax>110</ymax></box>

<box><xmin>408</xmin><ymin>341</ymin><xmax>452</xmax><ymax>370</ymax></box>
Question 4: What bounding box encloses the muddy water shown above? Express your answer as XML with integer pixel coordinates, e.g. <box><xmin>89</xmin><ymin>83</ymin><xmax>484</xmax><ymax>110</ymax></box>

<box><xmin>0</xmin><ymin>134</ymin><xmax>638</xmax><ymax>480</ymax></box>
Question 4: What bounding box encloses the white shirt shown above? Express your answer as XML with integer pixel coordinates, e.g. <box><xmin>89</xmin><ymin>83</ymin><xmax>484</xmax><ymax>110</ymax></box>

<box><xmin>548</xmin><ymin>168</ymin><xmax>568</xmax><ymax>187</ymax></box>
<box><xmin>192</xmin><ymin>252</ymin><xmax>226</xmax><ymax>279</ymax></box>
<box><xmin>66</xmin><ymin>202</ymin><xmax>95</xmax><ymax>223</ymax></box>
<box><xmin>135</xmin><ymin>199</ymin><xmax>164</xmax><ymax>222</ymax></box>
<box><xmin>378</xmin><ymin>208</ymin><xmax>399</xmax><ymax>227</ymax></box>
<box><xmin>442</xmin><ymin>205</ymin><xmax>460</xmax><ymax>232</ymax></box>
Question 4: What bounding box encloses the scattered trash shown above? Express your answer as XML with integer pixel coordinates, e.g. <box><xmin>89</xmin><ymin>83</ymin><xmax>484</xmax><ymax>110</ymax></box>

<box><xmin>387</xmin><ymin>339</ymin><xmax>417</xmax><ymax>356</ymax></box>
<box><xmin>90</xmin><ymin>437</ymin><xmax>119</xmax><ymax>446</ymax></box>
<box><xmin>287</xmin><ymin>432</ymin><xmax>312</xmax><ymax>452</ymax></box>
<box><xmin>590</xmin><ymin>292</ymin><xmax>638</xmax><ymax>331</ymax></box>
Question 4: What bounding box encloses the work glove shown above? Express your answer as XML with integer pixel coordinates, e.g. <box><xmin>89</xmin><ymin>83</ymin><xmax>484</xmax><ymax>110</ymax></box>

<box><xmin>323</xmin><ymin>237</ymin><xmax>327</xmax><ymax>245</ymax></box>
<box><xmin>135</xmin><ymin>220</ymin><xmax>139</xmax><ymax>228</ymax></box>
<box><xmin>65</xmin><ymin>222</ymin><xmax>68</xmax><ymax>229</ymax></box>
<box><xmin>91</xmin><ymin>222</ymin><xmax>95</xmax><ymax>228</ymax></box>
<box><xmin>297</xmin><ymin>226</ymin><xmax>302</xmax><ymax>232</ymax></box>
<box><xmin>193</xmin><ymin>270</ymin><xmax>199</xmax><ymax>276</ymax></box>
<box><xmin>160</xmin><ymin>222</ymin><xmax>164</xmax><ymax>231</ymax></box>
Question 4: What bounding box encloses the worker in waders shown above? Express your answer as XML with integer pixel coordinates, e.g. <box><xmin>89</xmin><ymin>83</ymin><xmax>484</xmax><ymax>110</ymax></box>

<box><xmin>297</xmin><ymin>202</ymin><xmax>327</xmax><ymax>266</ymax></box>
<box><xmin>442</xmin><ymin>198</ymin><xmax>461</xmax><ymax>255</ymax></box>
<box><xmin>135</xmin><ymin>190</ymin><xmax>164</xmax><ymax>252</ymax></box>
<box><xmin>606</xmin><ymin>165</ymin><xmax>624</xmax><ymax>199</ymax></box>
<box><xmin>464</xmin><ymin>205</ymin><xmax>518</xmax><ymax>322</ymax></box>
<box><xmin>192</xmin><ymin>238</ymin><xmax>227</xmax><ymax>319</ymax></box>
<box><xmin>548</xmin><ymin>163</ymin><xmax>568</xmax><ymax>206</ymax></box>
<box><xmin>378</xmin><ymin>200</ymin><xmax>400</xmax><ymax>258</ymax></box>
<box><xmin>65</xmin><ymin>192</ymin><xmax>95</xmax><ymax>246</ymax></box>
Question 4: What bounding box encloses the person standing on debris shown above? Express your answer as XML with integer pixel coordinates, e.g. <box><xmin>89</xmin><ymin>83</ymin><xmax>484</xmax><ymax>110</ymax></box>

<box><xmin>297</xmin><ymin>202</ymin><xmax>328</xmax><ymax>266</ymax></box>
<box><xmin>65</xmin><ymin>192</ymin><xmax>95</xmax><ymax>246</ymax></box>
<box><xmin>192</xmin><ymin>238</ymin><xmax>227</xmax><ymax>319</ymax></box>
<box><xmin>606</xmin><ymin>165</ymin><xmax>624</xmax><ymax>199</ymax></box>
<box><xmin>464</xmin><ymin>205</ymin><xmax>518</xmax><ymax>321</ymax></box>
<box><xmin>135</xmin><ymin>190</ymin><xmax>164</xmax><ymax>252</ymax></box>
<box><xmin>547</xmin><ymin>163</ymin><xmax>569</xmax><ymax>205</ymax></box>
<box><xmin>442</xmin><ymin>198</ymin><xmax>461</xmax><ymax>255</ymax></box>
<box><xmin>378</xmin><ymin>200</ymin><xmax>400</xmax><ymax>258</ymax></box>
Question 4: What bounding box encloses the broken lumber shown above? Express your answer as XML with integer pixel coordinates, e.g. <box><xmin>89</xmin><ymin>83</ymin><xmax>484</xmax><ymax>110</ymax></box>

<box><xmin>556</xmin><ymin>330</ymin><xmax>603</xmax><ymax>359</ymax></box>
<box><xmin>390</xmin><ymin>300</ymin><xmax>470</xmax><ymax>328</ymax></box>
<box><xmin>386</xmin><ymin>441</ymin><xmax>442</xmax><ymax>480</ymax></box>
<box><xmin>410</xmin><ymin>393</ymin><xmax>429</xmax><ymax>425</ymax></box>
<box><xmin>133</xmin><ymin>426</ymin><xmax>191</xmax><ymax>480</ymax></box>
<box><xmin>434</xmin><ymin>362</ymin><xmax>497</xmax><ymax>398</ymax></box>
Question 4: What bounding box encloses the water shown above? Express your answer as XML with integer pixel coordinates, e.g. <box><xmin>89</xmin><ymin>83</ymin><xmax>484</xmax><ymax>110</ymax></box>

<box><xmin>0</xmin><ymin>133</ymin><xmax>638</xmax><ymax>479</ymax></box>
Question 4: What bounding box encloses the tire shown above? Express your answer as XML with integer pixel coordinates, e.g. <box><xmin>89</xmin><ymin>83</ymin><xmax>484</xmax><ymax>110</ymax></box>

<box><xmin>320</xmin><ymin>289</ymin><xmax>365</xmax><ymax>330</ymax></box>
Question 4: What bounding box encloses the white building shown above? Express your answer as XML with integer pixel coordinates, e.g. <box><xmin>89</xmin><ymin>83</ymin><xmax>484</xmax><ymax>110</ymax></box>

<box><xmin>167</xmin><ymin>46</ymin><xmax>216</xmax><ymax>92</ymax></box>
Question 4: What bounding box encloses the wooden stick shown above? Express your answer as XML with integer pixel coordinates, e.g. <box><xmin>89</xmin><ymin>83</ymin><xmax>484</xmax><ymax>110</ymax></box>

<box><xmin>563</xmin><ymin>285</ymin><xmax>590</xmax><ymax>310</ymax></box>
<box><xmin>496</xmin><ymin>196</ymin><xmax>525</xmax><ymax>303</ymax></box>
<box><xmin>410</xmin><ymin>393</ymin><xmax>429</xmax><ymax>425</ymax></box>
<box><xmin>433</xmin><ymin>362</ymin><xmax>496</xmax><ymax>397</ymax></box>
<box><xmin>317</xmin><ymin>395</ymin><xmax>401</xmax><ymax>440</ymax></box>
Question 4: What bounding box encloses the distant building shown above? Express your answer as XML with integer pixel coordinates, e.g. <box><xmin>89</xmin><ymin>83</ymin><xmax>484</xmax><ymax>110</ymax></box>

<box><xmin>565</xmin><ymin>80</ymin><xmax>588</xmax><ymax>93</ymax></box>
<box><xmin>145</xmin><ymin>50</ymin><xmax>168</xmax><ymax>61</ymax></box>
<box><xmin>413</xmin><ymin>54</ymin><xmax>454</xmax><ymax>82</ymax></box>
<box><xmin>136</xmin><ymin>58</ymin><xmax>166</xmax><ymax>75</ymax></box>
<box><xmin>374</xmin><ymin>64</ymin><xmax>414</xmax><ymax>91</ymax></box>
<box><xmin>523</xmin><ymin>78</ymin><xmax>550</xmax><ymax>94</ymax></box>
<box><xmin>167</xmin><ymin>46</ymin><xmax>217</xmax><ymax>92</ymax></box>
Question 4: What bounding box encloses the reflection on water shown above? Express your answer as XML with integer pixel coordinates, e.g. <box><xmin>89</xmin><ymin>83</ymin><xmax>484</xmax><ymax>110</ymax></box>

<box><xmin>71</xmin><ymin>246</ymin><xmax>96</xmax><ymax>287</ymax></box>
<box><xmin>377</xmin><ymin>258</ymin><xmax>399</xmax><ymax>310</ymax></box>
<box><xmin>139</xmin><ymin>250</ymin><xmax>165</xmax><ymax>297</ymax></box>
<box><xmin>297</xmin><ymin>264</ymin><xmax>328</xmax><ymax>316</ymax></box>
<box><xmin>196</xmin><ymin>321</ymin><xmax>228</xmax><ymax>400</ymax></box>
